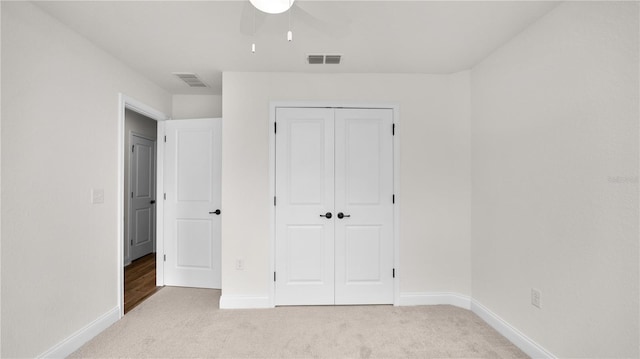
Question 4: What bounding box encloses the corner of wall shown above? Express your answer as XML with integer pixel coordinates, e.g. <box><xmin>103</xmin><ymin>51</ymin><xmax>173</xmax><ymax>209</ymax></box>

<box><xmin>172</xmin><ymin>94</ymin><xmax>222</xmax><ymax>119</ymax></box>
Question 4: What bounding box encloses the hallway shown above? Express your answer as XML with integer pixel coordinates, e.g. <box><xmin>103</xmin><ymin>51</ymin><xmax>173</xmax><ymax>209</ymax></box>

<box><xmin>124</xmin><ymin>253</ymin><xmax>161</xmax><ymax>314</ymax></box>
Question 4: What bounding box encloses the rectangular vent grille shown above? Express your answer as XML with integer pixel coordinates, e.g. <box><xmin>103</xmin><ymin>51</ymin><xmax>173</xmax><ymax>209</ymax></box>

<box><xmin>325</xmin><ymin>55</ymin><xmax>341</xmax><ymax>64</ymax></box>
<box><xmin>307</xmin><ymin>55</ymin><xmax>324</xmax><ymax>64</ymax></box>
<box><xmin>173</xmin><ymin>72</ymin><xmax>209</xmax><ymax>88</ymax></box>
<box><xmin>307</xmin><ymin>54</ymin><xmax>342</xmax><ymax>65</ymax></box>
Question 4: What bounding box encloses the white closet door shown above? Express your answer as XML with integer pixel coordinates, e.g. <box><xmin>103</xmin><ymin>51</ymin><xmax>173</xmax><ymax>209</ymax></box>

<box><xmin>275</xmin><ymin>108</ymin><xmax>335</xmax><ymax>305</ymax></box>
<box><xmin>334</xmin><ymin>109</ymin><xmax>394</xmax><ymax>304</ymax></box>
<box><xmin>164</xmin><ymin>118</ymin><xmax>221</xmax><ymax>289</ymax></box>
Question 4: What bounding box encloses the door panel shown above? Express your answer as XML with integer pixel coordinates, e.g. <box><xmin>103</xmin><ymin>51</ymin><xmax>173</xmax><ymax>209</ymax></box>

<box><xmin>335</xmin><ymin>109</ymin><xmax>394</xmax><ymax>305</ymax></box>
<box><xmin>288</xmin><ymin>120</ymin><xmax>326</xmax><ymax>205</ymax></box>
<box><xmin>177</xmin><ymin>131</ymin><xmax>213</xmax><ymax>201</ymax></box>
<box><xmin>344</xmin><ymin>225</ymin><xmax>382</xmax><ymax>282</ymax></box>
<box><xmin>130</xmin><ymin>135</ymin><xmax>155</xmax><ymax>261</ymax></box>
<box><xmin>344</xmin><ymin>120</ymin><xmax>382</xmax><ymax>205</ymax></box>
<box><xmin>286</xmin><ymin>225</ymin><xmax>326</xmax><ymax>282</ymax></box>
<box><xmin>165</xmin><ymin>118</ymin><xmax>221</xmax><ymax>289</ymax></box>
<box><xmin>275</xmin><ymin>108</ymin><xmax>335</xmax><ymax>305</ymax></box>
<box><xmin>177</xmin><ymin>219</ymin><xmax>212</xmax><ymax>268</ymax></box>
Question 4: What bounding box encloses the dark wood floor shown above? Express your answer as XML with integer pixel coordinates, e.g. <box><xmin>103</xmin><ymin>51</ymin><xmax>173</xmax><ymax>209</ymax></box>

<box><xmin>124</xmin><ymin>253</ymin><xmax>161</xmax><ymax>314</ymax></box>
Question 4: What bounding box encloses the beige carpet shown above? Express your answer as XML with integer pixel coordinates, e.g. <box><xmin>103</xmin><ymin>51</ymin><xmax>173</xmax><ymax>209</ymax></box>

<box><xmin>70</xmin><ymin>287</ymin><xmax>528</xmax><ymax>358</ymax></box>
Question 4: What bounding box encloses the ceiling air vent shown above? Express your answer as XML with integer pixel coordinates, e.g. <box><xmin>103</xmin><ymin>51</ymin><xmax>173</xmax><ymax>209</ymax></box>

<box><xmin>324</xmin><ymin>55</ymin><xmax>341</xmax><ymax>65</ymax></box>
<box><xmin>307</xmin><ymin>55</ymin><xmax>324</xmax><ymax>64</ymax></box>
<box><xmin>173</xmin><ymin>72</ymin><xmax>209</xmax><ymax>88</ymax></box>
<box><xmin>307</xmin><ymin>54</ymin><xmax>342</xmax><ymax>65</ymax></box>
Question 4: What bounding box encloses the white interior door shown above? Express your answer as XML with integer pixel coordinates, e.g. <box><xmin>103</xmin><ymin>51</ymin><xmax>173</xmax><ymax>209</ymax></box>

<box><xmin>164</xmin><ymin>118</ymin><xmax>221</xmax><ymax>289</ymax></box>
<box><xmin>334</xmin><ymin>109</ymin><xmax>394</xmax><ymax>304</ymax></box>
<box><xmin>130</xmin><ymin>134</ymin><xmax>156</xmax><ymax>261</ymax></box>
<box><xmin>275</xmin><ymin>108</ymin><xmax>335</xmax><ymax>305</ymax></box>
<box><xmin>275</xmin><ymin>107</ymin><xmax>394</xmax><ymax>306</ymax></box>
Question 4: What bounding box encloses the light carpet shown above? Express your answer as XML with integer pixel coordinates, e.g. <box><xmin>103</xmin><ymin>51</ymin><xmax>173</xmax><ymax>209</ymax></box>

<box><xmin>70</xmin><ymin>287</ymin><xmax>528</xmax><ymax>358</ymax></box>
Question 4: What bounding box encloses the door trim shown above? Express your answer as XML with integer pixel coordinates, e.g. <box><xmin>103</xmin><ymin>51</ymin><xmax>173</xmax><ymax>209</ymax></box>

<box><xmin>268</xmin><ymin>101</ymin><xmax>401</xmax><ymax>307</ymax></box>
<box><xmin>118</xmin><ymin>94</ymin><xmax>170</xmax><ymax>318</ymax></box>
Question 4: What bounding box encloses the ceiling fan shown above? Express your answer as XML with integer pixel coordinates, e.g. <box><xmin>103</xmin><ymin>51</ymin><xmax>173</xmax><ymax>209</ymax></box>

<box><xmin>250</xmin><ymin>0</ymin><xmax>295</xmax><ymax>14</ymax></box>
<box><xmin>239</xmin><ymin>0</ymin><xmax>351</xmax><ymax>40</ymax></box>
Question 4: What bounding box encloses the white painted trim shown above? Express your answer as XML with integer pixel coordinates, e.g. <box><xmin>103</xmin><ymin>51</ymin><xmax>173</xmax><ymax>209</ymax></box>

<box><xmin>397</xmin><ymin>293</ymin><xmax>555</xmax><ymax>358</ymax></box>
<box><xmin>122</xmin><ymin>96</ymin><xmax>169</xmax><ymax>122</ymax></box>
<box><xmin>268</xmin><ymin>101</ymin><xmax>400</xmax><ymax>308</ymax></box>
<box><xmin>270</xmin><ymin>101</ymin><xmax>400</xmax><ymax>110</ymax></box>
<box><xmin>117</xmin><ymin>94</ymin><xmax>125</xmax><ymax>317</ymax></box>
<box><xmin>471</xmin><ymin>300</ymin><xmax>556</xmax><ymax>359</ymax></box>
<box><xmin>219</xmin><ymin>295</ymin><xmax>271</xmax><ymax>309</ymax></box>
<box><xmin>155</xmin><ymin>120</ymin><xmax>166</xmax><ymax>287</ymax></box>
<box><xmin>399</xmin><ymin>292</ymin><xmax>471</xmax><ymax>309</ymax></box>
<box><xmin>268</xmin><ymin>104</ymin><xmax>277</xmax><ymax>308</ymax></box>
<box><xmin>118</xmin><ymin>94</ymin><xmax>170</xmax><ymax>317</ymax></box>
<box><xmin>37</xmin><ymin>307</ymin><xmax>119</xmax><ymax>359</ymax></box>
<box><xmin>392</xmin><ymin>106</ymin><xmax>401</xmax><ymax>306</ymax></box>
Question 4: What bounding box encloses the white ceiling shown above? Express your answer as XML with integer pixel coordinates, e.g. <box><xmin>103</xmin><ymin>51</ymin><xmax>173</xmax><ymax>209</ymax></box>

<box><xmin>34</xmin><ymin>1</ymin><xmax>559</xmax><ymax>95</ymax></box>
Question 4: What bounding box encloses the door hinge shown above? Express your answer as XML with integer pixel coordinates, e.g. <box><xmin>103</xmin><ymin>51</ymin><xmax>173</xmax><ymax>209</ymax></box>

<box><xmin>130</xmin><ymin>239</ymin><xmax>133</xmax><ymax>246</ymax></box>
<box><xmin>132</xmin><ymin>145</ymin><xmax>134</xmax><ymax>152</ymax></box>
<box><xmin>163</xmin><ymin>254</ymin><xmax>166</xmax><ymax>261</ymax></box>
<box><xmin>274</xmin><ymin>272</ymin><xmax>277</xmax><ymax>282</ymax></box>
<box><xmin>274</xmin><ymin>196</ymin><xmax>276</xmax><ymax>206</ymax></box>
<box><xmin>131</xmin><ymin>192</ymin><xmax>133</xmax><ymax>198</ymax></box>
<box><xmin>393</xmin><ymin>268</ymin><xmax>396</xmax><ymax>278</ymax></box>
<box><xmin>164</xmin><ymin>135</ymin><xmax>167</xmax><ymax>142</ymax></box>
<box><xmin>274</xmin><ymin>122</ymin><xmax>277</xmax><ymax>134</ymax></box>
<box><xmin>164</xmin><ymin>193</ymin><xmax>167</xmax><ymax>200</ymax></box>
<box><xmin>392</xmin><ymin>123</ymin><xmax>395</xmax><ymax>136</ymax></box>
<box><xmin>393</xmin><ymin>194</ymin><xmax>395</xmax><ymax>204</ymax></box>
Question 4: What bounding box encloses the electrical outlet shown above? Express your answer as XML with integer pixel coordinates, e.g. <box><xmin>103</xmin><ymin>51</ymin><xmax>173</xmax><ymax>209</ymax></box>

<box><xmin>236</xmin><ymin>259</ymin><xmax>244</xmax><ymax>271</ymax></box>
<box><xmin>91</xmin><ymin>188</ymin><xmax>104</xmax><ymax>204</ymax></box>
<box><xmin>531</xmin><ymin>288</ymin><xmax>541</xmax><ymax>309</ymax></box>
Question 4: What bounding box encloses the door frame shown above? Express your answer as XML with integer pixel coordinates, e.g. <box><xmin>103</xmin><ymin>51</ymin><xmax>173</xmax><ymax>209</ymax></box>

<box><xmin>126</xmin><ymin>131</ymin><xmax>157</xmax><ymax>265</ymax></box>
<box><xmin>268</xmin><ymin>101</ymin><xmax>401</xmax><ymax>307</ymax></box>
<box><xmin>118</xmin><ymin>94</ymin><xmax>170</xmax><ymax>318</ymax></box>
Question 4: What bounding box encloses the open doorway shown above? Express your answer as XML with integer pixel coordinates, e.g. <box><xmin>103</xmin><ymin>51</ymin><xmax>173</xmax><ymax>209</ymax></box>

<box><xmin>118</xmin><ymin>95</ymin><xmax>170</xmax><ymax>317</ymax></box>
<box><xmin>124</xmin><ymin>109</ymin><xmax>159</xmax><ymax>313</ymax></box>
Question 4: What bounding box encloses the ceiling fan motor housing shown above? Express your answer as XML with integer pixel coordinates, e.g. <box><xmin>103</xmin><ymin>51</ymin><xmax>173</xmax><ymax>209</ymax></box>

<box><xmin>250</xmin><ymin>0</ymin><xmax>295</xmax><ymax>14</ymax></box>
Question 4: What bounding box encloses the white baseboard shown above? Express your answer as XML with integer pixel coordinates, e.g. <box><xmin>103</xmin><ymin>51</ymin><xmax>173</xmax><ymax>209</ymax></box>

<box><xmin>219</xmin><ymin>295</ymin><xmax>271</xmax><ymax>309</ymax></box>
<box><xmin>38</xmin><ymin>306</ymin><xmax>120</xmax><ymax>359</ymax></box>
<box><xmin>398</xmin><ymin>292</ymin><xmax>554</xmax><ymax>358</ymax></box>
<box><xmin>471</xmin><ymin>300</ymin><xmax>556</xmax><ymax>359</ymax></box>
<box><xmin>399</xmin><ymin>292</ymin><xmax>471</xmax><ymax>309</ymax></box>
<box><xmin>35</xmin><ymin>293</ymin><xmax>553</xmax><ymax>358</ymax></box>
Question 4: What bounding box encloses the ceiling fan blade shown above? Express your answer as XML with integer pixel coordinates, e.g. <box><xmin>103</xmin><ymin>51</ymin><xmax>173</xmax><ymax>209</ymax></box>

<box><xmin>239</xmin><ymin>1</ymin><xmax>267</xmax><ymax>36</ymax></box>
<box><xmin>291</xmin><ymin>3</ymin><xmax>351</xmax><ymax>39</ymax></box>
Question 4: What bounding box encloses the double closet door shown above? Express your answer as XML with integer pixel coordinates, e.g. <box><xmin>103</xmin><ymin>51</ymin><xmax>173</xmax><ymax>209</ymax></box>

<box><xmin>275</xmin><ymin>107</ymin><xmax>394</xmax><ymax>306</ymax></box>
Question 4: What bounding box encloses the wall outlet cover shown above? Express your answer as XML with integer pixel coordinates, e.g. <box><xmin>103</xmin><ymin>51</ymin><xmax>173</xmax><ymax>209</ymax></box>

<box><xmin>92</xmin><ymin>189</ymin><xmax>105</xmax><ymax>204</ymax></box>
<box><xmin>531</xmin><ymin>288</ymin><xmax>541</xmax><ymax>309</ymax></box>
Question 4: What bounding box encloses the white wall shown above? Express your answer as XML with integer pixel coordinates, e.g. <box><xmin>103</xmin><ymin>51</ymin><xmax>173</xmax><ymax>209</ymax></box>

<box><xmin>221</xmin><ymin>72</ymin><xmax>471</xmax><ymax>302</ymax></box>
<box><xmin>470</xmin><ymin>2</ymin><xmax>639</xmax><ymax>357</ymax></box>
<box><xmin>1</xmin><ymin>2</ymin><xmax>171</xmax><ymax>357</ymax></box>
<box><xmin>123</xmin><ymin>110</ymin><xmax>157</xmax><ymax>265</ymax></box>
<box><xmin>172</xmin><ymin>94</ymin><xmax>222</xmax><ymax>119</ymax></box>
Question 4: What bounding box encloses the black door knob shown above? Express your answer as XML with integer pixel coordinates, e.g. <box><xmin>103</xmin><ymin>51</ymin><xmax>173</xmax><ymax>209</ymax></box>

<box><xmin>337</xmin><ymin>212</ymin><xmax>351</xmax><ymax>219</ymax></box>
<box><xmin>209</xmin><ymin>209</ymin><xmax>221</xmax><ymax>215</ymax></box>
<box><xmin>150</xmin><ymin>200</ymin><xmax>156</xmax><ymax>204</ymax></box>
<box><xmin>320</xmin><ymin>212</ymin><xmax>332</xmax><ymax>219</ymax></box>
